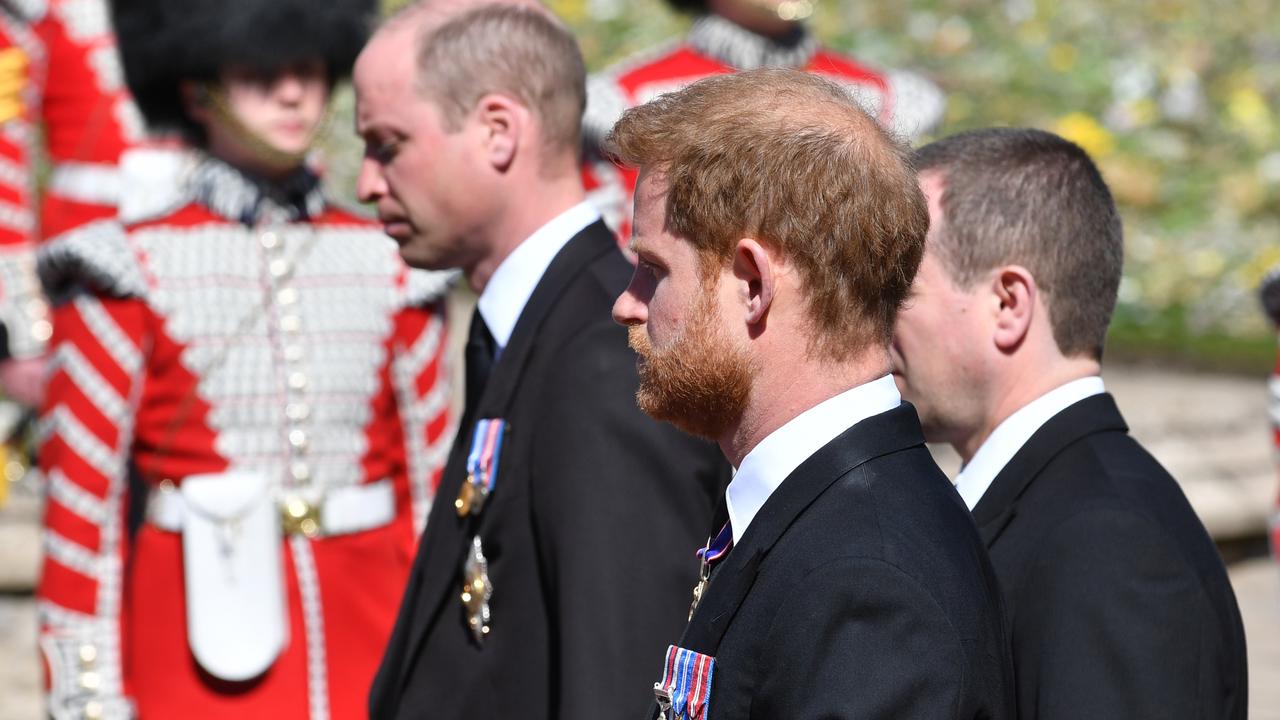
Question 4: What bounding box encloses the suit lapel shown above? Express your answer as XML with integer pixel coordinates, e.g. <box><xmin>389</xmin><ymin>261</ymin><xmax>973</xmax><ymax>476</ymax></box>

<box><xmin>475</xmin><ymin>219</ymin><xmax>617</xmax><ymax>418</ymax></box>
<box><xmin>395</xmin><ymin>220</ymin><xmax>619</xmax><ymax>692</ymax></box>
<box><xmin>971</xmin><ymin>393</ymin><xmax>1129</xmax><ymax>546</ymax></box>
<box><xmin>677</xmin><ymin>404</ymin><xmax>927</xmax><ymax>655</ymax></box>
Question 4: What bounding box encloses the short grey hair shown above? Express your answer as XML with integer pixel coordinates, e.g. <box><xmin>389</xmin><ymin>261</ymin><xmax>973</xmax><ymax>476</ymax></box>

<box><xmin>413</xmin><ymin>3</ymin><xmax>586</xmax><ymax>160</ymax></box>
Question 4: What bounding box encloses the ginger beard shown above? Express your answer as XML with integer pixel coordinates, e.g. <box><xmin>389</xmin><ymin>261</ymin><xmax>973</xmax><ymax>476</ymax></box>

<box><xmin>627</xmin><ymin>286</ymin><xmax>753</xmax><ymax>441</ymax></box>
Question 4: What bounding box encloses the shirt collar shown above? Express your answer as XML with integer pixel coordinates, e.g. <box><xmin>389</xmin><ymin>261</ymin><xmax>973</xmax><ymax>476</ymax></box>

<box><xmin>477</xmin><ymin>201</ymin><xmax>600</xmax><ymax>350</ymax></box>
<box><xmin>727</xmin><ymin>374</ymin><xmax>901</xmax><ymax>544</ymax></box>
<box><xmin>954</xmin><ymin>376</ymin><xmax>1106</xmax><ymax>510</ymax></box>
<box><xmin>687</xmin><ymin>14</ymin><xmax>819</xmax><ymax>70</ymax></box>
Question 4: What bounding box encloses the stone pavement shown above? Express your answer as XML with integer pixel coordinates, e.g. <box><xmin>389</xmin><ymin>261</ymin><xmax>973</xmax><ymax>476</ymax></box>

<box><xmin>0</xmin><ymin>364</ymin><xmax>1277</xmax><ymax>716</ymax></box>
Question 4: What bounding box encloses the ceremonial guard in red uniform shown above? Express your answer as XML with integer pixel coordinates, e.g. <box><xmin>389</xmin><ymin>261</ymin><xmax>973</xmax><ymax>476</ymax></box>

<box><xmin>34</xmin><ymin>0</ymin><xmax>453</xmax><ymax>717</ymax></box>
<box><xmin>0</xmin><ymin>0</ymin><xmax>143</xmax><ymax>404</ymax></box>
<box><xmin>32</xmin><ymin>0</ymin><xmax>145</xmax><ymax>238</ymax></box>
<box><xmin>0</xmin><ymin>1</ymin><xmax>48</xmax><ymax>373</ymax></box>
<box><xmin>1262</xmin><ymin>268</ymin><xmax>1280</xmax><ymax>559</ymax></box>
<box><xmin>583</xmin><ymin>0</ymin><xmax>946</xmax><ymax>237</ymax></box>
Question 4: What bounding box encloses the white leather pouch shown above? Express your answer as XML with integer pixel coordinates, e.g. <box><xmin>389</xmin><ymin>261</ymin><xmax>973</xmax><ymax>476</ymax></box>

<box><xmin>180</xmin><ymin>471</ymin><xmax>287</xmax><ymax>681</ymax></box>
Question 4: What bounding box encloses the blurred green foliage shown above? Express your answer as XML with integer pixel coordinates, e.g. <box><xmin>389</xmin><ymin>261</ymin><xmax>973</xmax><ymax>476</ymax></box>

<box><xmin>363</xmin><ymin>0</ymin><xmax>1279</xmax><ymax>371</ymax></box>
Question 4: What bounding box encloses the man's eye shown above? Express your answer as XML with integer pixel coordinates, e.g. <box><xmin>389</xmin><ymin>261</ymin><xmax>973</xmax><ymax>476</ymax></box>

<box><xmin>368</xmin><ymin>139</ymin><xmax>400</xmax><ymax>163</ymax></box>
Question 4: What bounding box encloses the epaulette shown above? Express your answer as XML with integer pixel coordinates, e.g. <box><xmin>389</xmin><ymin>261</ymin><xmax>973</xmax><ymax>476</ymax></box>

<box><xmin>7</xmin><ymin>0</ymin><xmax>47</xmax><ymax>23</ymax></box>
<box><xmin>404</xmin><ymin>268</ymin><xmax>459</xmax><ymax>308</ymax></box>
<box><xmin>1261</xmin><ymin>265</ymin><xmax>1280</xmax><ymax>327</ymax></box>
<box><xmin>884</xmin><ymin>69</ymin><xmax>947</xmax><ymax>141</ymax></box>
<box><xmin>118</xmin><ymin>148</ymin><xmax>191</xmax><ymax>225</ymax></box>
<box><xmin>38</xmin><ymin>219</ymin><xmax>148</xmax><ymax>302</ymax></box>
<box><xmin>583</xmin><ymin>38</ymin><xmax>685</xmax><ymax>146</ymax></box>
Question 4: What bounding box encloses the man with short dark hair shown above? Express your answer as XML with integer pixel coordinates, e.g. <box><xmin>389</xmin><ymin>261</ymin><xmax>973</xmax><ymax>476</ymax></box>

<box><xmin>611</xmin><ymin>67</ymin><xmax>1012</xmax><ymax>720</ymax></box>
<box><xmin>355</xmin><ymin>4</ymin><xmax>728</xmax><ymax>719</ymax></box>
<box><xmin>893</xmin><ymin>127</ymin><xmax>1248</xmax><ymax>719</ymax></box>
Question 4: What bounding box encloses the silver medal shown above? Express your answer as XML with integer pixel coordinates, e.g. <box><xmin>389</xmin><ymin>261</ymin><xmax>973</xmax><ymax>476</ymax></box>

<box><xmin>461</xmin><ymin>535</ymin><xmax>493</xmax><ymax>644</ymax></box>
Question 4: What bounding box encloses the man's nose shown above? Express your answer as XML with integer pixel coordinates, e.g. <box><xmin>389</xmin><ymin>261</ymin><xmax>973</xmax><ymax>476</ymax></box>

<box><xmin>612</xmin><ymin>274</ymin><xmax>648</xmax><ymax>327</ymax></box>
<box><xmin>356</xmin><ymin>157</ymin><xmax>386</xmax><ymax>203</ymax></box>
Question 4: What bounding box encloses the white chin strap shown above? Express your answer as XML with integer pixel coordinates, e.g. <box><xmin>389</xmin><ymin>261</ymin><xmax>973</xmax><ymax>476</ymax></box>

<box><xmin>205</xmin><ymin>83</ymin><xmax>318</xmax><ymax>171</ymax></box>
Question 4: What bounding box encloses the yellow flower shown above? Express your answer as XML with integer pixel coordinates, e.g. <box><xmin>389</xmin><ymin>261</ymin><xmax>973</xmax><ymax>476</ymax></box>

<box><xmin>1238</xmin><ymin>246</ymin><xmax>1280</xmax><ymax>288</ymax></box>
<box><xmin>1054</xmin><ymin>112</ymin><xmax>1115</xmax><ymax>159</ymax></box>
<box><xmin>546</xmin><ymin>0</ymin><xmax>587</xmax><ymax>24</ymax></box>
<box><xmin>1048</xmin><ymin>43</ymin><xmax>1078</xmax><ymax>73</ymax></box>
<box><xmin>1227</xmin><ymin>87</ymin><xmax>1273</xmax><ymax>144</ymax></box>
<box><xmin>1129</xmin><ymin>99</ymin><xmax>1158</xmax><ymax>126</ymax></box>
<box><xmin>1219</xmin><ymin>172</ymin><xmax>1265</xmax><ymax>214</ymax></box>
<box><xmin>1100</xmin><ymin>157</ymin><xmax>1160</xmax><ymax>207</ymax></box>
<box><xmin>1188</xmin><ymin>249</ymin><xmax>1226</xmax><ymax>279</ymax></box>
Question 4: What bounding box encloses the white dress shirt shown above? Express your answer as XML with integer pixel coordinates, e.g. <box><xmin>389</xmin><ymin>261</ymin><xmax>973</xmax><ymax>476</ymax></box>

<box><xmin>476</xmin><ymin>201</ymin><xmax>601</xmax><ymax>352</ymax></box>
<box><xmin>954</xmin><ymin>376</ymin><xmax>1106</xmax><ymax>510</ymax></box>
<box><xmin>726</xmin><ymin>374</ymin><xmax>901</xmax><ymax>544</ymax></box>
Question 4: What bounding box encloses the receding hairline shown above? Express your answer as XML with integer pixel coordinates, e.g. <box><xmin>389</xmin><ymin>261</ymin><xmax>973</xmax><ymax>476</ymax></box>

<box><xmin>367</xmin><ymin>0</ymin><xmax>566</xmax><ymax>103</ymax></box>
<box><xmin>380</xmin><ymin>0</ymin><xmax>555</xmax><ymax>39</ymax></box>
<box><xmin>612</xmin><ymin>72</ymin><xmax>888</xmax><ymax>166</ymax></box>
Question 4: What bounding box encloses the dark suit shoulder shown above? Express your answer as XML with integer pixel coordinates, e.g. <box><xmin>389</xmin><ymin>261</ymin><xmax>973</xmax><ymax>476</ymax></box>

<box><xmin>715</xmin><ymin>445</ymin><xmax>1011</xmax><ymax>719</ymax></box>
<box><xmin>993</xmin><ymin>425</ymin><xmax>1248</xmax><ymax>719</ymax></box>
<box><xmin>1017</xmin><ymin>429</ymin><xmax>1227</xmax><ymax>587</ymax></box>
<box><xmin>533</xmin><ymin>241</ymin><xmax>632</xmax><ymax>347</ymax></box>
<box><xmin>766</xmin><ymin>445</ymin><xmax>1000</xmax><ymax>640</ymax></box>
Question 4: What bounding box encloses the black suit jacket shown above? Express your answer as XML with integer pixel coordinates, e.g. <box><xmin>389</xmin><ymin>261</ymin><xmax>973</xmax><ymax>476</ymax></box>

<box><xmin>649</xmin><ymin>403</ymin><xmax>1014</xmax><ymax>719</ymax></box>
<box><xmin>369</xmin><ymin>220</ymin><xmax>729</xmax><ymax>720</ymax></box>
<box><xmin>972</xmin><ymin>393</ymin><xmax>1248</xmax><ymax>719</ymax></box>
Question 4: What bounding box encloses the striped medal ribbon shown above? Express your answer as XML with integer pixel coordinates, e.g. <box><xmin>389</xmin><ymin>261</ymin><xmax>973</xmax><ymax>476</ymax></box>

<box><xmin>654</xmin><ymin>644</ymin><xmax>715</xmax><ymax>720</ymax></box>
<box><xmin>455</xmin><ymin>418</ymin><xmax>507</xmax><ymax>517</ymax></box>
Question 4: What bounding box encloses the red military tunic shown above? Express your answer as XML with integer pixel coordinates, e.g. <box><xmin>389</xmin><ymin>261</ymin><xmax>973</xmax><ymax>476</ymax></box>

<box><xmin>1265</xmin><ymin>267</ymin><xmax>1280</xmax><ymax>560</ymax></box>
<box><xmin>0</xmin><ymin>5</ymin><xmax>49</xmax><ymax>360</ymax></box>
<box><xmin>582</xmin><ymin>14</ymin><xmax>946</xmax><ymax>238</ymax></box>
<box><xmin>0</xmin><ymin>0</ymin><xmax>142</xmax><ymax>365</ymax></box>
<box><xmin>33</xmin><ymin>0</ymin><xmax>144</xmax><ymax>238</ymax></box>
<box><xmin>1271</xmin><ymin>348</ymin><xmax>1279</xmax><ymax>558</ymax></box>
<box><xmin>36</xmin><ymin>152</ymin><xmax>453</xmax><ymax>719</ymax></box>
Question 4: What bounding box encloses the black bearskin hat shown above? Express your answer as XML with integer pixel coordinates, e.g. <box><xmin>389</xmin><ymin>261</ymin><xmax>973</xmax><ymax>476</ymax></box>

<box><xmin>112</xmin><ymin>0</ymin><xmax>377</xmax><ymax>136</ymax></box>
<box><xmin>666</xmin><ymin>0</ymin><xmax>707</xmax><ymax>11</ymax></box>
<box><xmin>1261</xmin><ymin>266</ymin><xmax>1280</xmax><ymax>327</ymax></box>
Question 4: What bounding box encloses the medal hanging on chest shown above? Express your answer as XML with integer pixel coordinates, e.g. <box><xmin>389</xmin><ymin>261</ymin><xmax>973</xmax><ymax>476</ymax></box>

<box><xmin>455</xmin><ymin>418</ymin><xmax>506</xmax><ymax>518</ymax></box>
<box><xmin>455</xmin><ymin>418</ymin><xmax>507</xmax><ymax>646</ymax></box>
<box><xmin>461</xmin><ymin>535</ymin><xmax>493</xmax><ymax>644</ymax></box>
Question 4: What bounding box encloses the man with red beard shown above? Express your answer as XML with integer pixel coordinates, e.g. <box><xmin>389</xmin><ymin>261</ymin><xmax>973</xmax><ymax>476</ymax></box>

<box><xmin>610</xmin><ymin>68</ymin><xmax>1012</xmax><ymax>720</ymax></box>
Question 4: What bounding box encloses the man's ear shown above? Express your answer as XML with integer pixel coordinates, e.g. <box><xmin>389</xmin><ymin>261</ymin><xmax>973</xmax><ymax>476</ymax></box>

<box><xmin>732</xmin><ymin>238</ymin><xmax>775</xmax><ymax>332</ymax></box>
<box><xmin>181</xmin><ymin>80</ymin><xmax>211</xmax><ymax>126</ymax></box>
<box><xmin>474</xmin><ymin>92</ymin><xmax>527</xmax><ymax>172</ymax></box>
<box><xmin>990</xmin><ymin>265</ymin><xmax>1036</xmax><ymax>353</ymax></box>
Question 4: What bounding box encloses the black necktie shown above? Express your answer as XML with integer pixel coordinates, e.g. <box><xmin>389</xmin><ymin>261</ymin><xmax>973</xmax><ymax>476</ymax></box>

<box><xmin>464</xmin><ymin>310</ymin><xmax>497</xmax><ymax>416</ymax></box>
